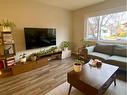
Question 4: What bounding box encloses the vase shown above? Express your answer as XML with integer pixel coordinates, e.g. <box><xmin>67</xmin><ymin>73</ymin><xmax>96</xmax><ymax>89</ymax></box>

<box><xmin>64</xmin><ymin>47</ymin><xmax>68</xmax><ymax>51</ymax></box>
<box><xmin>20</xmin><ymin>58</ymin><xmax>26</xmax><ymax>63</ymax></box>
<box><xmin>73</xmin><ymin>63</ymin><xmax>82</xmax><ymax>72</ymax></box>
<box><xmin>31</xmin><ymin>56</ymin><xmax>37</xmax><ymax>61</ymax></box>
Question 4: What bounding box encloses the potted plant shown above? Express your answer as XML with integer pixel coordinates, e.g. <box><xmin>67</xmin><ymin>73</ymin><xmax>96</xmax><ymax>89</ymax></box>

<box><xmin>60</xmin><ymin>41</ymin><xmax>71</xmax><ymax>51</ymax></box>
<box><xmin>36</xmin><ymin>49</ymin><xmax>47</xmax><ymax>58</ymax></box>
<box><xmin>73</xmin><ymin>60</ymin><xmax>84</xmax><ymax>72</ymax></box>
<box><xmin>30</xmin><ymin>53</ymin><xmax>37</xmax><ymax>61</ymax></box>
<box><xmin>81</xmin><ymin>39</ymin><xmax>96</xmax><ymax>48</ymax></box>
<box><xmin>48</xmin><ymin>46</ymin><xmax>58</xmax><ymax>53</ymax></box>
<box><xmin>19</xmin><ymin>53</ymin><xmax>26</xmax><ymax>63</ymax></box>
<box><xmin>0</xmin><ymin>19</ymin><xmax>16</xmax><ymax>32</ymax></box>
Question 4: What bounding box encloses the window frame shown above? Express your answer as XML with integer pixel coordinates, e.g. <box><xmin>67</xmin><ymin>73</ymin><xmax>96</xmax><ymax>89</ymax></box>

<box><xmin>86</xmin><ymin>11</ymin><xmax>127</xmax><ymax>43</ymax></box>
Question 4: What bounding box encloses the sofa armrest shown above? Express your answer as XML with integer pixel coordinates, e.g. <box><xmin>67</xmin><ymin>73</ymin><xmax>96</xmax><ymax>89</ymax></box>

<box><xmin>86</xmin><ymin>46</ymin><xmax>95</xmax><ymax>54</ymax></box>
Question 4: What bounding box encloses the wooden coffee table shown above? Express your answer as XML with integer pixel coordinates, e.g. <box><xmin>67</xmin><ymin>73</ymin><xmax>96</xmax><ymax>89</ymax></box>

<box><xmin>67</xmin><ymin>63</ymin><xmax>119</xmax><ymax>95</ymax></box>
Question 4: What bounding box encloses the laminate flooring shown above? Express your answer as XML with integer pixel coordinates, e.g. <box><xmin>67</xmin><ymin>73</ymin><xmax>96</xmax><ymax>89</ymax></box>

<box><xmin>0</xmin><ymin>58</ymin><xmax>74</xmax><ymax>95</ymax></box>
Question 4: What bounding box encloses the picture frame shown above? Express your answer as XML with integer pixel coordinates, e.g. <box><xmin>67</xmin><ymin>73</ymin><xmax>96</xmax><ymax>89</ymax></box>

<box><xmin>4</xmin><ymin>44</ymin><xmax>15</xmax><ymax>55</ymax></box>
<box><xmin>3</xmin><ymin>33</ymin><xmax>13</xmax><ymax>44</ymax></box>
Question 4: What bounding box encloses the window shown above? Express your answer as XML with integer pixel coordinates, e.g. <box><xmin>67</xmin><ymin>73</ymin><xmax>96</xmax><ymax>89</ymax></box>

<box><xmin>87</xmin><ymin>11</ymin><xmax>127</xmax><ymax>42</ymax></box>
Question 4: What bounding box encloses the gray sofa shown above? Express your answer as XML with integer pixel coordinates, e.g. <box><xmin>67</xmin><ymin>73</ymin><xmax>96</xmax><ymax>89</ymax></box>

<box><xmin>86</xmin><ymin>44</ymin><xmax>127</xmax><ymax>71</ymax></box>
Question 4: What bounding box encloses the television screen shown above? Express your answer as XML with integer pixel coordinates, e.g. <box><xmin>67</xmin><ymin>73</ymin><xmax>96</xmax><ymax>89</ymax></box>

<box><xmin>24</xmin><ymin>28</ymin><xmax>56</xmax><ymax>49</ymax></box>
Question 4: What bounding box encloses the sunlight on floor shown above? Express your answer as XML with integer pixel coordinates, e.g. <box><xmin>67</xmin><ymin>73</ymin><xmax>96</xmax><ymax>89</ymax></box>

<box><xmin>45</xmin><ymin>80</ymin><xmax>127</xmax><ymax>95</ymax></box>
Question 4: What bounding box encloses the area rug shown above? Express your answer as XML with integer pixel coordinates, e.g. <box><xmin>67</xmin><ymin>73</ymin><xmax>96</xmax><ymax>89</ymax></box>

<box><xmin>45</xmin><ymin>79</ymin><xmax>127</xmax><ymax>95</ymax></box>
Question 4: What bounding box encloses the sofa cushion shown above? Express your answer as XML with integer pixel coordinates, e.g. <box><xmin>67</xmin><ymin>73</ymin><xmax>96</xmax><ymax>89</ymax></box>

<box><xmin>113</xmin><ymin>45</ymin><xmax>127</xmax><ymax>57</ymax></box>
<box><xmin>106</xmin><ymin>55</ymin><xmax>127</xmax><ymax>70</ymax></box>
<box><xmin>86</xmin><ymin>46</ymin><xmax>95</xmax><ymax>53</ymax></box>
<box><xmin>94</xmin><ymin>44</ymin><xmax>113</xmax><ymax>55</ymax></box>
<box><xmin>89</xmin><ymin>52</ymin><xmax>110</xmax><ymax>62</ymax></box>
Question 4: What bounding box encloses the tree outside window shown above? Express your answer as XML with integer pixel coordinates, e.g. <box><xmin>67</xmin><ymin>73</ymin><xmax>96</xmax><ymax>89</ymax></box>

<box><xmin>87</xmin><ymin>11</ymin><xmax>127</xmax><ymax>42</ymax></box>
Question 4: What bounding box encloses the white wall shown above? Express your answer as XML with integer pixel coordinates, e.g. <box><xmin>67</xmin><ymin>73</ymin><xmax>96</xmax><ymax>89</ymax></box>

<box><xmin>72</xmin><ymin>0</ymin><xmax>126</xmax><ymax>51</ymax></box>
<box><xmin>0</xmin><ymin>0</ymin><xmax>72</xmax><ymax>60</ymax></box>
<box><xmin>0</xmin><ymin>0</ymin><xmax>72</xmax><ymax>51</ymax></box>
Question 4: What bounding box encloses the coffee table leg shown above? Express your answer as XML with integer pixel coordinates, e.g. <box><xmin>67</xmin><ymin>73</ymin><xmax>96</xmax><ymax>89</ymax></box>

<box><xmin>114</xmin><ymin>74</ymin><xmax>116</xmax><ymax>86</ymax></box>
<box><xmin>68</xmin><ymin>84</ymin><xmax>72</xmax><ymax>95</ymax></box>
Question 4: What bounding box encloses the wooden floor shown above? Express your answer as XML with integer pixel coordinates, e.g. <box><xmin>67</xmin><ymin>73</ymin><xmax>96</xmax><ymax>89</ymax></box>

<box><xmin>0</xmin><ymin>57</ymin><xmax>126</xmax><ymax>95</ymax></box>
<box><xmin>0</xmin><ymin>58</ymin><xmax>74</xmax><ymax>95</ymax></box>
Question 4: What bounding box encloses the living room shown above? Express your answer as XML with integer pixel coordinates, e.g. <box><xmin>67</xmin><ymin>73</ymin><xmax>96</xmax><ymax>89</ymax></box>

<box><xmin>0</xmin><ymin>0</ymin><xmax>126</xmax><ymax>95</ymax></box>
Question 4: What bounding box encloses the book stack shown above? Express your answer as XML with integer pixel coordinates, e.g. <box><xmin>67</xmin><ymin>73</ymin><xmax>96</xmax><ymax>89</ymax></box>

<box><xmin>6</xmin><ymin>56</ymin><xmax>15</xmax><ymax>66</ymax></box>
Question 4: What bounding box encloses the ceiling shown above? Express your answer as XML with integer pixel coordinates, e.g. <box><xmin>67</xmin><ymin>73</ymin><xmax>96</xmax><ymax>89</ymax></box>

<box><xmin>35</xmin><ymin>0</ymin><xmax>105</xmax><ymax>10</ymax></box>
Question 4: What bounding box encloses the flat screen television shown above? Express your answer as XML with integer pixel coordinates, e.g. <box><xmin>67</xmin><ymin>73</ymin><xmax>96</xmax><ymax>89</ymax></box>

<box><xmin>24</xmin><ymin>28</ymin><xmax>56</xmax><ymax>49</ymax></box>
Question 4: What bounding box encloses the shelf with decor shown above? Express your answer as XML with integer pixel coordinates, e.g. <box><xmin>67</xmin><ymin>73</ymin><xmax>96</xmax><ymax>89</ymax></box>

<box><xmin>0</xmin><ymin>30</ymin><xmax>16</xmax><ymax>71</ymax></box>
<box><xmin>9</xmin><ymin>51</ymin><xmax>62</xmax><ymax>76</ymax></box>
<box><xmin>0</xmin><ymin>19</ymin><xmax>16</xmax><ymax>72</ymax></box>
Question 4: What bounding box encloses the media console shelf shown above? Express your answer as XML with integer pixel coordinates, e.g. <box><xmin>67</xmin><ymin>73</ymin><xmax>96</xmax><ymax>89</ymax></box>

<box><xmin>10</xmin><ymin>57</ymin><xmax>48</xmax><ymax>75</ymax></box>
<box><xmin>10</xmin><ymin>51</ymin><xmax>62</xmax><ymax>75</ymax></box>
